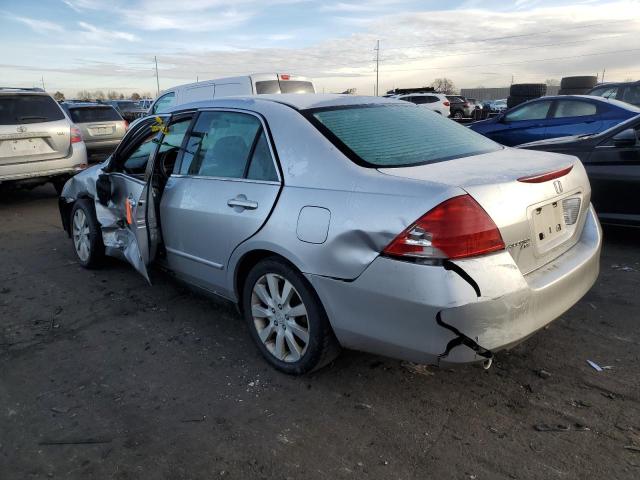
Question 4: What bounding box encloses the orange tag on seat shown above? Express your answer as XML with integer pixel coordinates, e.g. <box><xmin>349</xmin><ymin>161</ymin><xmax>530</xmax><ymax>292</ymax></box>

<box><xmin>125</xmin><ymin>199</ymin><xmax>133</xmax><ymax>225</ymax></box>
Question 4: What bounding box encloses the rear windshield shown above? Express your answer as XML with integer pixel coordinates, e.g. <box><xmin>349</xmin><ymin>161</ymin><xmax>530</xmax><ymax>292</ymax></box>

<box><xmin>255</xmin><ymin>80</ymin><xmax>315</xmax><ymax>94</ymax></box>
<box><xmin>0</xmin><ymin>94</ymin><xmax>65</xmax><ymax>125</ymax></box>
<box><xmin>68</xmin><ymin>106</ymin><xmax>122</xmax><ymax>123</ymax></box>
<box><xmin>308</xmin><ymin>104</ymin><xmax>500</xmax><ymax>167</ymax></box>
<box><xmin>116</xmin><ymin>101</ymin><xmax>138</xmax><ymax>109</ymax></box>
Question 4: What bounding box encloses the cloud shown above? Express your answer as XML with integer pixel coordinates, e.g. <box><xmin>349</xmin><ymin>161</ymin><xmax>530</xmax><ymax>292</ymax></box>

<box><xmin>77</xmin><ymin>21</ymin><xmax>139</xmax><ymax>42</ymax></box>
<box><xmin>6</xmin><ymin>14</ymin><xmax>63</xmax><ymax>33</ymax></box>
<box><xmin>5</xmin><ymin>0</ymin><xmax>640</xmax><ymax>95</ymax></box>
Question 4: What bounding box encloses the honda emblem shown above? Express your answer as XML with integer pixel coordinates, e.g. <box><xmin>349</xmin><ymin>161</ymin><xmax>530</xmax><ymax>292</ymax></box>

<box><xmin>553</xmin><ymin>180</ymin><xmax>563</xmax><ymax>194</ymax></box>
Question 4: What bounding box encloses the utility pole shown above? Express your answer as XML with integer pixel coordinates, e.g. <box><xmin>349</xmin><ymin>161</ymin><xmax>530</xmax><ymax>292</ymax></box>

<box><xmin>511</xmin><ymin>74</ymin><xmax>514</xmax><ymax>85</ymax></box>
<box><xmin>41</xmin><ymin>76</ymin><xmax>45</xmax><ymax>91</ymax></box>
<box><xmin>601</xmin><ymin>67</ymin><xmax>606</xmax><ymax>83</ymax></box>
<box><xmin>154</xmin><ymin>56</ymin><xmax>160</xmax><ymax>95</ymax></box>
<box><xmin>374</xmin><ymin>40</ymin><xmax>380</xmax><ymax>96</ymax></box>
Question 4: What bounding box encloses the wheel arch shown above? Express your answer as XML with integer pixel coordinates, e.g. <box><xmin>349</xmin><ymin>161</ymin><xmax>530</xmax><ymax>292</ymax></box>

<box><xmin>59</xmin><ymin>193</ymin><xmax>94</xmax><ymax>236</ymax></box>
<box><xmin>233</xmin><ymin>248</ymin><xmax>305</xmax><ymax>311</ymax></box>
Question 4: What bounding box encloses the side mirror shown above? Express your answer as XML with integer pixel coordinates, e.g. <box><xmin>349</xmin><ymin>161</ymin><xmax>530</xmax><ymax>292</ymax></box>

<box><xmin>612</xmin><ymin>128</ymin><xmax>638</xmax><ymax>147</ymax></box>
<box><xmin>96</xmin><ymin>174</ymin><xmax>112</xmax><ymax>206</ymax></box>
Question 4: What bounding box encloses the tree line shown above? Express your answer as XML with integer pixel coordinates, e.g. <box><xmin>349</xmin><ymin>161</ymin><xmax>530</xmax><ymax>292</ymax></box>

<box><xmin>52</xmin><ymin>90</ymin><xmax>153</xmax><ymax>102</ymax></box>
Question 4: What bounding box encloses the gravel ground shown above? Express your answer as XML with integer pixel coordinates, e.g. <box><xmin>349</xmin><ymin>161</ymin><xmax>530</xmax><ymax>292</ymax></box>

<box><xmin>1</xmin><ymin>185</ymin><xmax>639</xmax><ymax>480</ymax></box>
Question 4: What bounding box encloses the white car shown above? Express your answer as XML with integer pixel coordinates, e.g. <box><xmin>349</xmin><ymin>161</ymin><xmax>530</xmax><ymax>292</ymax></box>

<box><xmin>149</xmin><ymin>73</ymin><xmax>315</xmax><ymax>115</ymax></box>
<box><xmin>394</xmin><ymin>93</ymin><xmax>451</xmax><ymax>116</ymax></box>
<box><xmin>0</xmin><ymin>88</ymin><xmax>88</xmax><ymax>193</ymax></box>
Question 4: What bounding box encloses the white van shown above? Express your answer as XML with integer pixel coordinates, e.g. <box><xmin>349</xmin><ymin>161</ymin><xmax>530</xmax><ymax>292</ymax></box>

<box><xmin>149</xmin><ymin>73</ymin><xmax>315</xmax><ymax>115</ymax></box>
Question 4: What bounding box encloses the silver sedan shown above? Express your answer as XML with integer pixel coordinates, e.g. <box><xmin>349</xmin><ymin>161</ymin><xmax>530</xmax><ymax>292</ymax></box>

<box><xmin>59</xmin><ymin>94</ymin><xmax>601</xmax><ymax>374</ymax></box>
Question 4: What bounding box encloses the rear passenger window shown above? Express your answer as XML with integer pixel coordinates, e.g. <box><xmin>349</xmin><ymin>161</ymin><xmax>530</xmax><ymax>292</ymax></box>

<box><xmin>622</xmin><ymin>85</ymin><xmax>640</xmax><ymax>105</ymax></box>
<box><xmin>553</xmin><ymin>100</ymin><xmax>597</xmax><ymax>118</ymax></box>
<box><xmin>247</xmin><ymin>133</ymin><xmax>278</xmax><ymax>181</ymax></box>
<box><xmin>180</xmin><ymin>111</ymin><xmax>275</xmax><ymax>180</ymax></box>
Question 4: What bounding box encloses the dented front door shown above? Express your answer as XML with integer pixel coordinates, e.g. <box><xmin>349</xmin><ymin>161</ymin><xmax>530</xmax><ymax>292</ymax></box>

<box><xmin>107</xmin><ymin>173</ymin><xmax>152</xmax><ymax>282</ymax></box>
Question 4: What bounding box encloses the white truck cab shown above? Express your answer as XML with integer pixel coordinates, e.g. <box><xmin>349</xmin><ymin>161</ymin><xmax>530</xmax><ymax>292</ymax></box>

<box><xmin>149</xmin><ymin>73</ymin><xmax>315</xmax><ymax>115</ymax></box>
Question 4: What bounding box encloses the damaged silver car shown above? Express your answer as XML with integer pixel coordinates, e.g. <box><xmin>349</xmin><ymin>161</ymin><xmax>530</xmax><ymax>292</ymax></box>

<box><xmin>59</xmin><ymin>94</ymin><xmax>602</xmax><ymax>374</ymax></box>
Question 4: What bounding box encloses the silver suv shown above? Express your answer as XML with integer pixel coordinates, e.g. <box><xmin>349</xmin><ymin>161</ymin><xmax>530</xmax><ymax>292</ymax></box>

<box><xmin>0</xmin><ymin>88</ymin><xmax>88</xmax><ymax>193</ymax></box>
<box><xmin>61</xmin><ymin>102</ymin><xmax>127</xmax><ymax>160</ymax></box>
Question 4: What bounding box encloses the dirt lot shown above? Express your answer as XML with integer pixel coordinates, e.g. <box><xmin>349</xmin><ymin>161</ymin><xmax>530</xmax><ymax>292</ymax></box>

<box><xmin>1</xmin><ymin>185</ymin><xmax>639</xmax><ymax>480</ymax></box>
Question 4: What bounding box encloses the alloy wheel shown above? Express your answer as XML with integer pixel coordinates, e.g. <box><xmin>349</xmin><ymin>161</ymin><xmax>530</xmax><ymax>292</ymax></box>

<box><xmin>250</xmin><ymin>273</ymin><xmax>310</xmax><ymax>363</ymax></box>
<box><xmin>72</xmin><ymin>209</ymin><xmax>91</xmax><ymax>262</ymax></box>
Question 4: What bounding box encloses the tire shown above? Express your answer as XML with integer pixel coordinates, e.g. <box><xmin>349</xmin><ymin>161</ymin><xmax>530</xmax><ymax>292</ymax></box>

<box><xmin>558</xmin><ymin>87</ymin><xmax>591</xmax><ymax>95</ymax></box>
<box><xmin>509</xmin><ymin>83</ymin><xmax>547</xmax><ymax>97</ymax></box>
<box><xmin>70</xmin><ymin>199</ymin><xmax>105</xmax><ymax>268</ymax></box>
<box><xmin>242</xmin><ymin>257</ymin><xmax>340</xmax><ymax>375</ymax></box>
<box><xmin>452</xmin><ymin>110</ymin><xmax>464</xmax><ymax>120</ymax></box>
<box><xmin>507</xmin><ymin>95</ymin><xmax>536</xmax><ymax>109</ymax></box>
<box><xmin>560</xmin><ymin>76</ymin><xmax>597</xmax><ymax>90</ymax></box>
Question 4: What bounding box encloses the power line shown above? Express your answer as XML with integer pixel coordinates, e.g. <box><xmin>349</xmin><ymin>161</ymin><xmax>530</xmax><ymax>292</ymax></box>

<box><xmin>374</xmin><ymin>40</ymin><xmax>380</xmax><ymax>96</ymax></box>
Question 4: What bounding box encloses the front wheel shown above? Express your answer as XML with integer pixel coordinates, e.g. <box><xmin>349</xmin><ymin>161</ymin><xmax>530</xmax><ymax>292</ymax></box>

<box><xmin>70</xmin><ymin>199</ymin><xmax>104</xmax><ymax>268</ymax></box>
<box><xmin>242</xmin><ymin>258</ymin><xmax>339</xmax><ymax>374</ymax></box>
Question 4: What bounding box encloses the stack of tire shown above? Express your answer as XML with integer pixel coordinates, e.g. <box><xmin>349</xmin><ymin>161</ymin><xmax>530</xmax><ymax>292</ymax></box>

<box><xmin>558</xmin><ymin>76</ymin><xmax>598</xmax><ymax>95</ymax></box>
<box><xmin>507</xmin><ymin>83</ymin><xmax>547</xmax><ymax>109</ymax></box>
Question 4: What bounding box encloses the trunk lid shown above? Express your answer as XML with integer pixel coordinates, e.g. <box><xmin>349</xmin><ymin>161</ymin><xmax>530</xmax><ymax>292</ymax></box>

<box><xmin>378</xmin><ymin>147</ymin><xmax>591</xmax><ymax>274</ymax></box>
<box><xmin>0</xmin><ymin>119</ymin><xmax>71</xmax><ymax>166</ymax></box>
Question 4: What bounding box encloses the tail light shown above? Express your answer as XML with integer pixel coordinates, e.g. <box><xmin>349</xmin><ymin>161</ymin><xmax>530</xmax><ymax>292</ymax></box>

<box><xmin>463</xmin><ymin>102</ymin><xmax>470</xmax><ymax>107</ymax></box>
<box><xmin>383</xmin><ymin>195</ymin><xmax>505</xmax><ymax>260</ymax></box>
<box><xmin>70</xmin><ymin>126</ymin><xmax>83</xmax><ymax>144</ymax></box>
<box><xmin>443</xmin><ymin>101</ymin><xmax>450</xmax><ymax>106</ymax></box>
<box><xmin>279</xmin><ymin>74</ymin><xmax>291</xmax><ymax>80</ymax></box>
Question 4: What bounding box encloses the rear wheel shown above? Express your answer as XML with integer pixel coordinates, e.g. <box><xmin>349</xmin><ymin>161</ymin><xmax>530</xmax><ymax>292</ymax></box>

<box><xmin>452</xmin><ymin>110</ymin><xmax>464</xmax><ymax>120</ymax></box>
<box><xmin>70</xmin><ymin>199</ymin><xmax>104</xmax><ymax>268</ymax></box>
<box><xmin>242</xmin><ymin>258</ymin><xmax>339</xmax><ymax>374</ymax></box>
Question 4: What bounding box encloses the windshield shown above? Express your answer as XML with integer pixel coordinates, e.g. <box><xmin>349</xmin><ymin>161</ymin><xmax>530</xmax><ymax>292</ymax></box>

<box><xmin>308</xmin><ymin>104</ymin><xmax>501</xmax><ymax>168</ymax></box>
<box><xmin>0</xmin><ymin>94</ymin><xmax>65</xmax><ymax>125</ymax></box>
<box><xmin>68</xmin><ymin>106</ymin><xmax>122</xmax><ymax>123</ymax></box>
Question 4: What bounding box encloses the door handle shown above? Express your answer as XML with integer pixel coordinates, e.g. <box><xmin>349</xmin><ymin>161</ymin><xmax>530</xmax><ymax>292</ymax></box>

<box><xmin>227</xmin><ymin>196</ymin><xmax>258</xmax><ymax>210</ymax></box>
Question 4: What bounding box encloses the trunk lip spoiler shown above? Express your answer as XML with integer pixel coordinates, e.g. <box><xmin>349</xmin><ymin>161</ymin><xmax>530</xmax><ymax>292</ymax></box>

<box><xmin>517</xmin><ymin>165</ymin><xmax>573</xmax><ymax>184</ymax></box>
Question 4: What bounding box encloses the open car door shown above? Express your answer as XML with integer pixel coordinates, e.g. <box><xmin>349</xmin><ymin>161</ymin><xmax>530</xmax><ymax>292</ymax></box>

<box><xmin>95</xmin><ymin>116</ymin><xmax>167</xmax><ymax>282</ymax></box>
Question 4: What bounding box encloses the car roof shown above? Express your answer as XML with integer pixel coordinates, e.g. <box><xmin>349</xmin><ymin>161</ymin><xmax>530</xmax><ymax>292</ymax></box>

<box><xmin>590</xmin><ymin>80</ymin><xmax>640</xmax><ymax>88</ymax></box>
<box><xmin>63</xmin><ymin>102</ymin><xmax>114</xmax><ymax>108</ymax></box>
<box><xmin>521</xmin><ymin>95</ymin><xmax>640</xmax><ymax>112</ymax></box>
<box><xmin>168</xmin><ymin>94</ymin><xmax>401</xmax><ymax>113</ymax></box>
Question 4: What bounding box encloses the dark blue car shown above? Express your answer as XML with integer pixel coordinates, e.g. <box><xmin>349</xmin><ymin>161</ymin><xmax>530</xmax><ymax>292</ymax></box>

<box><xmin>469</xmin><ymin>95</ymin><xmax>640</xmax><ymax>146</ymax></box>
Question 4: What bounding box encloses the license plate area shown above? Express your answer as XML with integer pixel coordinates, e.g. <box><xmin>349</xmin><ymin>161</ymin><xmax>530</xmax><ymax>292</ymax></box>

<box><xmin>531</xmin><ymin>201</ymin><xmax>566</xmax><ymax>254</ymax></box>
<box><xmin>89</xmin><ymin>126</ymin><xmax>113</xmax><ymax>136</ymax></box>
<box><xmin>0</xmin><ymin>138</ymin><xmax>51</xmax><ymax>157</ymax></box>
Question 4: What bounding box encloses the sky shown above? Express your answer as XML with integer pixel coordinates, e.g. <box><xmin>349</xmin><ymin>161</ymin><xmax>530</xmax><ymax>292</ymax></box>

<box><xmin>1</xmin><ymin>0</ymin><xmax>639</xmax><ymax>97</ymax></box>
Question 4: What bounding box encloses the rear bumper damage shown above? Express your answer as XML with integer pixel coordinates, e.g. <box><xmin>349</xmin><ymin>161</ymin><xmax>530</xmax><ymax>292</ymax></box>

<box><xmin>307</xmin><ymin>205</ymin><xmax>601</xmax><ymax>366</ymax></box>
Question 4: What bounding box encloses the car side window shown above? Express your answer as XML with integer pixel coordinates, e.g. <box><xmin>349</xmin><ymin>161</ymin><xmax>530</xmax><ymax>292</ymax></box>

<box><xmin>154</xmin><ymin>117</ymin><xmax>193</xmax><ymax>175</ymax></box>
<box><xmin>151</xmin><ymin>92</ymin><xmax>176</xmax><ymax>114</ymax></box>
<box><xmin>622</xmin><ymin>85</ymin><xmax>640</xmax><ymax>105</ymax></box>
<box><xmin>424</xmin><ymin>96</ymin><xmax>438</xmax><ymax>103</ymax></box>
<box><xmin>247</xmin><ymin>132</ymin><xmax>278</xmax><ymax>181</ymax></box>
<box><xmin>411</xmin><ymin>96</ymin><xmax>427</xmax><ymax>105</ymax></box>
<box><xmin>505</xmin><ymin>101</ymin><xmax>553</xmax><ymax>122</ymax></box>
<box><xmin>552</xmin><ymin>100</ymin><xmax>597</xmax><ymax>118</ymax></box>
<box><xmin>121</xmin><ymin>133</ymin><xmax>157</xmax><ymax>176</ymax></box>
<box><xmin>180</xmin><ymin>111</ymin><xmax>262</xmax><ymax>178</ymax></box>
